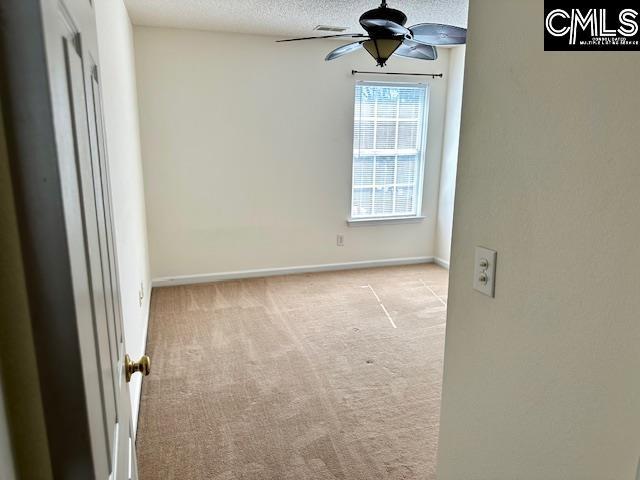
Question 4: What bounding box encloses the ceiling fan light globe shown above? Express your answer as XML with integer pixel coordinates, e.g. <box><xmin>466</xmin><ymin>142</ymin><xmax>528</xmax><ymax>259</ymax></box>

<box><xmin>363</xmin><ymin>38</ymin><xmax>403</xmax><ymax>67</ymax></box>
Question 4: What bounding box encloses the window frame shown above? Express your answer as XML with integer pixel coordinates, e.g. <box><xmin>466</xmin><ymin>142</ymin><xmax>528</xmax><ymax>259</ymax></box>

<box><xmin>348</xmin><ymin>80</ymin><xmax>430</xmax><ymax>223</ymax></box>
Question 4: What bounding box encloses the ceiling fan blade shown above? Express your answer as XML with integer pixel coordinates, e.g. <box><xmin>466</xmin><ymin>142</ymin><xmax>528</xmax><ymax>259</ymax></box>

<box><xmin>408</xmin><ymin>23</ymin><xmax>467</xmax><ymax>45</ymax></box>
<box><xmin>325</xmin><ymin>41</ymin><xmax>364</xmax><ymax>61</ymax></box>
<box><xmin>394</xmin><ymin>40</ymin><xmax>438</xmax><ymax>61</ymax></box>
<box><xmin>359</xmin><ymin>18</ymin><xmax>409</xmax><ymax>37</ymax></box>
<box><xmin>276</xmin><ymin>33</ymin><xmax>367</xmax><ymax>43</ymax></box>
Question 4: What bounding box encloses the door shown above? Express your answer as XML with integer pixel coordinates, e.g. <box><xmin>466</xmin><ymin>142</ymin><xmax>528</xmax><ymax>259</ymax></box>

<box><xmin>1</xmin><ymin>0</ymin><xmax>143</xmax><ymax>477</ymax></box>
<box><xmin>44</xmin><ymin>1</ymin><xmax>141</xmax><ymax>478</ymax></box>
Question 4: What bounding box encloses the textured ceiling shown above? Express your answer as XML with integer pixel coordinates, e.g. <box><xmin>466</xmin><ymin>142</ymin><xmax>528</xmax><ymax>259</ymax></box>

<box><xmin>124</xmin><ymin>0</ymin><xmax>468</xmax><ymax>37</ymax></box>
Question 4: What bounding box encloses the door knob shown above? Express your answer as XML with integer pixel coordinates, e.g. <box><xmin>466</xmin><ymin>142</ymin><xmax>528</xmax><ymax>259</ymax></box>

<box><xmin>125</xmin><ymin>354</ymin><xmax>151</xmax><ymax>383</ymax></box>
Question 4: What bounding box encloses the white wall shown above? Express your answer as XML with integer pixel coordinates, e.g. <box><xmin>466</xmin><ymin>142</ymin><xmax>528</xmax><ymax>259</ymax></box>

<box><xmin>133</xmin><ymin>27</ymin><xmax>453</xmax><ymax>280</ymax></box>
<box><xmin>437</xmin><ymin>1</ymin><xmax>640</xmax><ymax>479</ymax></box>
<box><xmin>434</xmin><ymin>46</ymin><xmax>465</xmax><ymax>268</ymax></box>
<box><xmin>95</xmin><ymin>0</ymin><xmax>151</xmax><ymax>432</ymax></box>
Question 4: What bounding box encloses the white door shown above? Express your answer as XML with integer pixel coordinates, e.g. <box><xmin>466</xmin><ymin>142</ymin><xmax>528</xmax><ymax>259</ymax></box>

<box><xmin>40</xmin><ymin>0</ymin><xmax>145</xmax><ymax>477</ymax></box>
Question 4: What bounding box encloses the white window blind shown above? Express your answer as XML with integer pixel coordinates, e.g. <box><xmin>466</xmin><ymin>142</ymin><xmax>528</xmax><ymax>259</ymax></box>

<box><xmin>351</xmin><ymin>82</ymin><xmax>428</xmax><ymax>219</ymax></box>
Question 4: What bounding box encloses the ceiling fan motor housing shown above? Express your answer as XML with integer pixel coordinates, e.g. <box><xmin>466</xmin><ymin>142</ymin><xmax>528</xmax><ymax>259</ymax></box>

<box><xmin>359</xmin><ymin>5</ymin><xmax>408</xmax><ymax>29</ymax></box>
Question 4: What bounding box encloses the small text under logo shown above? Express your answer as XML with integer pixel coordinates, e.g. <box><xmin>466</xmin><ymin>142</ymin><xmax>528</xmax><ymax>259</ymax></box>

<box><xmin>544</xmin><ymin>2</ymin><xmax>640</xmax><ymax>51</ymax></box>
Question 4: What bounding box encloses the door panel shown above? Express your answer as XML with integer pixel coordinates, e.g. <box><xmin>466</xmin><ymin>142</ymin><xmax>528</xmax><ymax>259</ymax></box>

<box><xmin>83</xmin><ymin>56</ymin><xmax>125</xmax><ymax>473</ymax></box>
<box><xmin>51</xmin><ymin>11</ymin><xmax>110</xmax><ymax>478</ymax></box>
<box><xmin>90</xmin><ymin>75</ymin><xmax>126</xmax><ymax>356</ymax></box>
<box><xmin>88</xmin><ymin>68</ymin><xmax>120</xmax><ymax>391</ymax></box>
<box><xmin>67</xmin><ymin>35</ymin><xmax>118</xmax><ymax>472</ymax></box>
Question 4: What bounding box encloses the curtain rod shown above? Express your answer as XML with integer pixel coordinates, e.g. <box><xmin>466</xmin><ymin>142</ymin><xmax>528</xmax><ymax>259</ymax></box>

<box><xmin>351</xmin><ymin>70</ymin><xmax>443</xmax><ymax>78</ymax></box>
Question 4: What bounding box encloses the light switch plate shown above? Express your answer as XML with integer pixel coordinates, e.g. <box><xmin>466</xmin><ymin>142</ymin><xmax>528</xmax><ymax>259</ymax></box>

<box><xmin>473</xmin><ymin>246</ymin><xmax>497</xmax><ymax>297</ymax></box>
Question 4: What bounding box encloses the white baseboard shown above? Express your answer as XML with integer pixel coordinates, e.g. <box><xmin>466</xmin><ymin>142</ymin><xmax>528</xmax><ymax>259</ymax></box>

<box><xmin>152</xmin><ymin>256</ymin><xmax>435</xmax><ymax>287</ymax></box>
<box><xmin>434</xmin><ymin>257</ymin><xmax>450</xmax><ymax>269</ymax></box>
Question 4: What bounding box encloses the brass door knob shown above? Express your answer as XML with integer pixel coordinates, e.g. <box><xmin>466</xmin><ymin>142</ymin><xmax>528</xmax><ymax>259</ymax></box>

<box><xmin>125</xmin><ymin>354</ymin><xmax>151</xmax><ymax>383</ymax></box>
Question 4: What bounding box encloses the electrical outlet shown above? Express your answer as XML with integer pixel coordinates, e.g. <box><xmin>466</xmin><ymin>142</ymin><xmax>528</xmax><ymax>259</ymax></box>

<box><xmin>336</xmin><ymin>234</ymin><xmax>344</xmax><ymax>247</ymax></box>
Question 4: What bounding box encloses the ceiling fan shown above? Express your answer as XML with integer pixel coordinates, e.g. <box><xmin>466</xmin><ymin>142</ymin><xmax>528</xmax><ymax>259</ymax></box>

<box><xmin>276</xmin><ymin>0</ymin><xmax>467</xmax><ymax>67</ymax></box>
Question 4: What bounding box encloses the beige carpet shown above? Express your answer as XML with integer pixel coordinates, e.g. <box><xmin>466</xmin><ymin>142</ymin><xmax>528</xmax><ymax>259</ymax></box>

<box><xmin>137</xmin><ymin>264</ymin><xmax>448</xmax><ymax>480</ymax></box>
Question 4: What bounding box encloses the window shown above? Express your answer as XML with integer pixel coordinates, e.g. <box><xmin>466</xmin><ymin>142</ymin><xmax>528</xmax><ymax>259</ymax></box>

<box><xmin>350</xmin><ymin>82</ymin><xmax>428</xmax><ymax>220</ymax></box>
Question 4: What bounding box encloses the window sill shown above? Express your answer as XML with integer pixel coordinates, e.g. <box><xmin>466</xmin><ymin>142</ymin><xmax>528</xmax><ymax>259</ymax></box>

<box><xmin>347</xmin><ymin>215</ymin><xmax>426</xmax><ymax>226</ymax></box>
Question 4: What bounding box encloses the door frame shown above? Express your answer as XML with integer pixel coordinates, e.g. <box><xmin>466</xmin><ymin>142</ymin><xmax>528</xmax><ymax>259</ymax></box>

<box><xmin>1</xmin><ymin>0</ymin><xmax>100</xmax><ymax>476</ymax></box>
